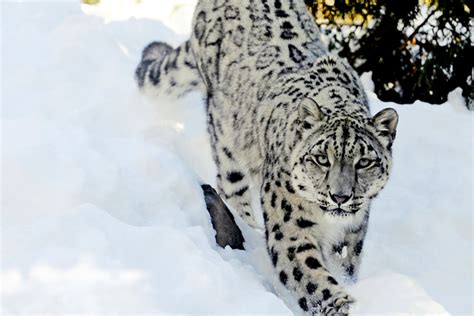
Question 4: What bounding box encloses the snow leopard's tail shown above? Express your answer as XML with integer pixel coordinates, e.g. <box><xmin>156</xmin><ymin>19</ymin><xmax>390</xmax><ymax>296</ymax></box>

<box><xmin>135</xmin><ymin>41</ymin><xmax>206</xmax><ymax>98</ymax></box>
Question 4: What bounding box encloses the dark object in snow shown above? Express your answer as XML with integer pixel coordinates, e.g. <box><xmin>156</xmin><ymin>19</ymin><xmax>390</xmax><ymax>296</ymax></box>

<box><xmin>201</xmin><ymin>184</ymin><xmax>245</xmax><ymax>250</ymax></box>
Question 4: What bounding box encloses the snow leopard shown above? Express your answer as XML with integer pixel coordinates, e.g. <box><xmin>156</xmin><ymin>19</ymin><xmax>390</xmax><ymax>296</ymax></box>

<box><xmin>135</xmin><ymin>0</ymin><xmax>398</xmax><ymax>314</ymax></box>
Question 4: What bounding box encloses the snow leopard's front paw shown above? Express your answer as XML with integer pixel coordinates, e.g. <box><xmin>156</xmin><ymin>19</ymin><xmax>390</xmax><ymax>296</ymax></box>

<box><xmin>319</xmin><ymin>292</ymin><xmax>354</xmax><ymax>316</ymax></box>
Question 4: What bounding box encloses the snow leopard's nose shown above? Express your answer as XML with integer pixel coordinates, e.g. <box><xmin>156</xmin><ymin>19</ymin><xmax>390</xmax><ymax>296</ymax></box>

<box><xmin>329</xmin><ymin>193</ymin><xmax>352</xmax><ymax>205</ymax></box>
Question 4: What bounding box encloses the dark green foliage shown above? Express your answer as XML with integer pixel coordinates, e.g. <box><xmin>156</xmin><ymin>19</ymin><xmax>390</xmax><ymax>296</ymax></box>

<box><xmin>306</xmin><ymin>0</ymin><xmax>472</xmax><ymax>107</ymax></box>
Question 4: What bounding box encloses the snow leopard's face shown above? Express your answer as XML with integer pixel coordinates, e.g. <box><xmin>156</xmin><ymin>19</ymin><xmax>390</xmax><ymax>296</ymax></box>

<box><xmin>290</xmin><ymin>98</ymin><xmax>398</xmax><ymax>217</ymax></box>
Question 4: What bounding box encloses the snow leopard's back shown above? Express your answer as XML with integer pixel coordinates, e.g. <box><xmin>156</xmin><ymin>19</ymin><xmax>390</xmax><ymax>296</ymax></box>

<box><xmin>190</xmin><ymin>0</ymin><xmax>328</xmax><ymax>91</ymax></box>
<box><xmin>189</xmin><ymin>0</ymin><xmax>334</xmax><ymax>181</ymax></box>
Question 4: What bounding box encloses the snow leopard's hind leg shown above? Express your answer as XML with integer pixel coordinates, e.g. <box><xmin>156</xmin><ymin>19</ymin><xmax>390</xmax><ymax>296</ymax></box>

<box><xmin>207</xmin><ymin>97</ymin><xmax>261</xmax><ymax>229</ymax></box>
<box><xmin>217</xmin><ymin>166</ymin><xmax>260</xmax><ymax>229</ymax></box>
<box><xmin>135</xmin><ymin>40</ymin><xmax>205</xmax><ymax>97</ymax></box>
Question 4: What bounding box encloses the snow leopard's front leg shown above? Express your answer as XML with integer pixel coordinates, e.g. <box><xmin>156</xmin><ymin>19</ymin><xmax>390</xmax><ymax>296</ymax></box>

<box><xmin>262</xmin><ymin>186</ymin><xmax>354</xmax><ymax>315</ymax></box>
<box><xmin>135</xmin><ymin>40</ymin><xmax>205</xmax><ymax>97</ymax></box>
<box><xmin>330</xmin><ymin>215</ymin><xmax>369</xmax><ymax>283</ymax></box>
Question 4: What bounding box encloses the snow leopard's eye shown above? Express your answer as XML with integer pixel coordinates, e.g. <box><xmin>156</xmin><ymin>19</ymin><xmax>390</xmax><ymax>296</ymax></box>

<box><xmin>315</xmin><ymin>154</ymin><xmax>330</xmax><ymax>167</ymax></box>
<box><xmin>355</xmin><ymin>158</ymin><xmax>373</xmax><ymax>169</ymax></box>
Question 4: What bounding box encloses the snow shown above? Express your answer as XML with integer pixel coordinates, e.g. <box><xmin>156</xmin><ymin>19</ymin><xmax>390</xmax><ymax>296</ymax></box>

<box><xmin>1</xmin><ymin>1</ymin><xmax>472</xmax><ymax>315</ymax></box>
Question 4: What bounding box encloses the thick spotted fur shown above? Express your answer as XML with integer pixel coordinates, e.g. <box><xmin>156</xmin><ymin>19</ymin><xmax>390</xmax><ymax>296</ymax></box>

<box><xmin>135</xmin><ymin>0</ymin><xmax>398</xmax><ymax>315</ymax></box>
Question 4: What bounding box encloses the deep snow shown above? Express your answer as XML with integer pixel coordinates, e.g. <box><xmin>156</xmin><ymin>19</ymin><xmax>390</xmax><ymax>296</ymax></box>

<box><xmin>1</xmin><ymin>1</ymin><xmax>472</xmax><ymax>315</ymax></box>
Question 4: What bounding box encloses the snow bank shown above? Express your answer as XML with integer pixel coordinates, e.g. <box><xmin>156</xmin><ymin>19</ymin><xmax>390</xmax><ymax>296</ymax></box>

<box><xmin>351</xmin><ymin>272</ymin><xmax>449</xmax><ymax>314</ymax></box>
<box><xmin>1</xmin><ymin>2</ymin><xmax>471</xmax><ymax>315</ymax></box>
<box><xmin>81</xmin><ymin>0</ymin><xmax>198</xmax><ymax>34</ymax></box>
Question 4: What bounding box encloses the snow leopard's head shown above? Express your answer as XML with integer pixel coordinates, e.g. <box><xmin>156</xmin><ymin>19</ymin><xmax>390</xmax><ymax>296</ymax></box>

<box><xmin>290</xmin><ymin>98</ymin><xmax>398</xmax><ymax>217</ymax></box>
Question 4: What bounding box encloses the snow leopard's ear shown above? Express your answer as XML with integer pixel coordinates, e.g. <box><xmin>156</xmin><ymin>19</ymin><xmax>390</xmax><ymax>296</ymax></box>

<box><xmin>298</xmin><ymin>98</ymin><xmax>324</xmax><ymax>130</ymax></box>
<box><xmin>372</xmin><ymin>108</ymin><xmax>398</xmax><ymax>150</ymax></box>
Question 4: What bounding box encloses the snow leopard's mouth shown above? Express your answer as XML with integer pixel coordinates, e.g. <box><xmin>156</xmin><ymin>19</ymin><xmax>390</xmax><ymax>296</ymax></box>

<box><xmin>321</xmin><ymin>206</ymin><xmax>357</xmax><ymax>216</ymax></box>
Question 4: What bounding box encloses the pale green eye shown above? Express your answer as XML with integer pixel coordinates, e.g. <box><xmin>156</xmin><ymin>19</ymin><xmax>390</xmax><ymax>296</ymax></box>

<box><xmin>356</xmin><ymin>158</ymin><xmax>373</xmax><ymax>169</ymax></box>
<box><xmin>315</xmin><ymin>154</ymin><xmax>330</xmax><ymax>167</ymax></box>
